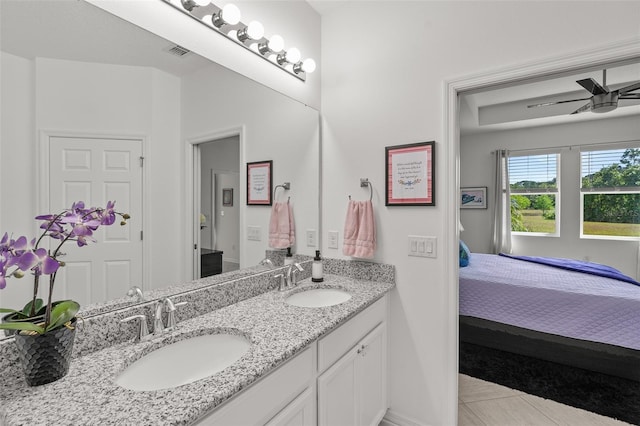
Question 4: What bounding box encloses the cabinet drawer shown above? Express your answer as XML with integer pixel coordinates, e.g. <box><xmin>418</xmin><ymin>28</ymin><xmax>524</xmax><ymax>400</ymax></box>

<box><xmin>317</xmin><ymin>295</ymin><xmax>387</xmax><ymax>373</ymax></box>
<box><xmin>194</xmin><ymin>346</ymin><xmax>315</xmax><ymax>425</ymax></box>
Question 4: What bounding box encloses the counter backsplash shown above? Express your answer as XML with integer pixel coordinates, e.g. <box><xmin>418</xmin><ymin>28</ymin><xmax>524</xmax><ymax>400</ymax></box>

<box><xmin>0</xmin><ymin>255</ymin><xmax>394</xmax><ymax>377</ymax></box>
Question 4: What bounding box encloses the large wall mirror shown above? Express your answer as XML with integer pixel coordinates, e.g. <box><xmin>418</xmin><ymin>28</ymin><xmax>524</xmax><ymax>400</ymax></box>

<box><xmin>0</xmin><ymin>0</ymin><xmax>320</xmax><ymax>339</ymax></box>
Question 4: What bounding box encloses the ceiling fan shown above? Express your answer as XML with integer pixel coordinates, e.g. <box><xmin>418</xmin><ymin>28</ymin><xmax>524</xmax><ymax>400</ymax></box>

<box><xmin>528</xmin><ymin>69</ymin><xmax>640</xmax><ymax>115</ymax></box>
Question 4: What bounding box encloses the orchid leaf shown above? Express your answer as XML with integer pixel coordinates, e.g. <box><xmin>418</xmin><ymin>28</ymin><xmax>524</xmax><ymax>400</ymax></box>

<box><xmin>45</xmin><ymin>300</ymin><xmax>80</xmax><ymax>332</ymax></box>
<box><xmin>0</xmin><ymin>308</ymin><xmax>18</xmax><ymax>314</ymax></box>
<box><xmin>21</xmin><ymin>298</ymin><xmax>44</xmax><ymax>317</ymax></box>
<box><xmin>0</xmin><ymin>321</ymin><xmax>45</xmax><ymax>334</ymax></box>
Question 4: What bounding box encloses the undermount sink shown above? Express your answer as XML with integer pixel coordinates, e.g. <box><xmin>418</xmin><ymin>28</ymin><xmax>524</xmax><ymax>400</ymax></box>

<box><xmin>285</xmin><ymin>288</ymin><xmax>352</xmax><ymax>308</ymax></box>
<box><xmin>115</xmin><ymin>333</ymin><xmax>250</xmax><ymax>391</ymax></box>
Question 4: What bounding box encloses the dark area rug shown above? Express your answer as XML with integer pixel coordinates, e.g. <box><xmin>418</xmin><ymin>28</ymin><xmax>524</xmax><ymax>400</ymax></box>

<box><xmin>459</xmin><ymin>341</ymin><xmax>640</xmax><ymax>425</ymax></box>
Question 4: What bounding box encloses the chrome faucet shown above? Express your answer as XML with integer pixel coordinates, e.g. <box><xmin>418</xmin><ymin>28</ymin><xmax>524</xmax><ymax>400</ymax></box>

<box><xmin>126</xmin><ymin>286</ymin><xmax>144</xmax><ymax>301</ymax></box>
<box><xmin>259</xmin><ymin>258</ymin><xmax>274</xmax><ymax>268</ymax></box>
<box><xmin>285</xmin><ymin>263</ymin><xmax>304</xmax><ymax>288</ymax></box>
<box><xmin>153</xmin><ymin>297</ymin><xmax>188</xmax><ymax>335</ymax></box>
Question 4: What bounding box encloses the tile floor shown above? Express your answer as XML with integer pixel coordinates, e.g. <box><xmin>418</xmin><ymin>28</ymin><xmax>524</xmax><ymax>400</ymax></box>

<box><xmin>458</xmin><ymin>374</ymin><xmax>632</xmax><ymax>426</ymax></box>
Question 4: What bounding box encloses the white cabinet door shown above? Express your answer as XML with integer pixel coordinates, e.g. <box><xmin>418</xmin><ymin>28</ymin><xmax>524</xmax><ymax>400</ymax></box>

<box><xmin>358</xmin><ymin>322</ymin><xmax>387</xmax><ymax>426</ymax></box>
<box><xmin>317</xmin><ymin>346</ymin><xmax>359</xmax><ymax>426</ymax></box>
<box><xmin>318</xmin><ymin>322</ymin><xmax>387</xmax><ymax>426</ymax></box>
<box><xmin>266</xmin><ymin>387</ymin><xmax>316</xmax><ymax>426</ymax></box>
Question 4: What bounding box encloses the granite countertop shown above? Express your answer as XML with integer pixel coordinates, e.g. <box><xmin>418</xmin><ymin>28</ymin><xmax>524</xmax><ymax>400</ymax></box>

<box><xmin>0</xmin><ymin>274</ymin><xmax>393</xmax><ymax>426</ymax></box>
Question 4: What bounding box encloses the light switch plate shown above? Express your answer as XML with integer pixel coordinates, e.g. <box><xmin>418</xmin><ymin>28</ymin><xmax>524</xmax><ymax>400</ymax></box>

<box><xmin>408</xmin><ymin>235</ymin><xmax>437</xmax><ymax>258</ymax></box>
<box><xmin>247</xmin><ymin>226</ymin><xmax>261</xmax><ymax>241</ymax></box>
<box><xmin>328</xmin><ymin>231</ymin><xmax>339</xmax><ymax>249</ymax></box>
<box><xmin>306</xmin><ymin>229</ymin><xmax>317</xmax><ymax>247</ymax></box>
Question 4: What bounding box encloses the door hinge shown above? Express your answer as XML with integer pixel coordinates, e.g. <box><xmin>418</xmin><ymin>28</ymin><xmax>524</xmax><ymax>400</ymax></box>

<box><xmin>139</xmin><ymin>156</ymin><xmax>145</xmax><ymax>167</ymax></box>
<box><xmin>140</xmin><ymin>230</ymin><xmax>143</xmax><ymax>241</ymax></box>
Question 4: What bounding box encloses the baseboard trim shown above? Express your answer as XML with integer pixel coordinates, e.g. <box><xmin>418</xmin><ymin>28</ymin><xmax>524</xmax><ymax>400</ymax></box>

<box><xmin>382</xmin><ymin>409</ymin><xmax>425</xmax><ymax>426</ymax></box>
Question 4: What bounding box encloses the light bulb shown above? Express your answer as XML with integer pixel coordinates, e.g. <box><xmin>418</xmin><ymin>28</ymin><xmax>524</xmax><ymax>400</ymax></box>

<box><xmin>194</xmin><ymin>0</ymin><xmax>210</xmax><ymax>6</ymax></box>
<box><xmin>221</xmin><ymin>3</ymin><xmax>241</xmax><ymax>25</ymax></box>
<box><xmin>301</xmin><ymin>58</ymin><xmax>316</xmax><ymax>73</ymax></box>
<box><xmin>246</xmin><ymin>21</ymin><xmax>264</xmax><ymax>40</ymax></box>
<box><xmin>285</xmin><ymin>48</ymin><xmax>301</xmax><ymax>64</ymax></box>
<box><xmin>268</xmin><ymin>35</ymin><xmax>284</xmax><ymax>52</ymax></box>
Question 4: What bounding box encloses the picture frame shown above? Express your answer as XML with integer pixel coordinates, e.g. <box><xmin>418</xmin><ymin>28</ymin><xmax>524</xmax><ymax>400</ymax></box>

<box><xmin>385</xmin><ymin>141</ymin><xmax>435</xmax><ymax>206</ymax></box>
<box><xmin>246</xmin><ymin>160</ymin><xmax>272</xmax><ymax>206</ymax></box>
<box><xmin>460</xmin><ymin>187</ymin><xmax>487</xmax><ymax>209</ymax></box>
<box><xmin>222</xmin><ymin>188</ymin><xmax>233</xmax><ymax>207</ymax></box>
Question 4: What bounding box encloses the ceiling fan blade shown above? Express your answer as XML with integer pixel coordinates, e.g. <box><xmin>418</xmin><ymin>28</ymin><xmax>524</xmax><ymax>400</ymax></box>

<box><xmin>527</xmin><ymin>98</ymin><xmax>591</xmax><ymax>108</ymax></box>
<box><xmin>617</xmin><ymin>81</ymin><xmax>640</xmax><ymax>95</ymax></box>
<box><xmin>620</xmin><ymin>93</ymin><xmax>640</xmax><ymax>99</ymax></box>
<box><xmin>570</xmin><ymin>102</ymin><xmax>592</xmax><ymax>115</ymax></box>
<box><xmin>576</xmin><ymin>78</ymin><xmax>607</xmax><ymax>95</ymax></box>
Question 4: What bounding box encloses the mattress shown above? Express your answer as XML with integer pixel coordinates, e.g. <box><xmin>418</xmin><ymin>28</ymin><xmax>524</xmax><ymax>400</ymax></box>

<box><xmin>459</xmin><ymin>253</ymin><xmax>640</xmax><ymax>350</ymax></box>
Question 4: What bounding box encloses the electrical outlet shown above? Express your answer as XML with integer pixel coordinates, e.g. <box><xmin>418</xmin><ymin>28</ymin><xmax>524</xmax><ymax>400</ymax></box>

<box><xmin>328</xmin><ymin>231</ymin><xmax>339</xmax><ymax>249</ymax></box>
<box><xmin>408</xmin><ymin>235</ymin><xmax>437</xmax><ymax>258</ymax></box>
<box><xmin>247</xmin><ymin>226</ymin><xmax>261</xmax><ymax>241</ymax></box>
<box><xmin>306</xmin><ymin>229</ymin><xmax>317</xmax><ymax>247</ymax></box>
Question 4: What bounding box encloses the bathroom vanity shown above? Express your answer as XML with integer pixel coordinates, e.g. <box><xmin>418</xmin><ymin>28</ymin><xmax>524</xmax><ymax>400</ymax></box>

<box><xmin>0</xmin><ymin>261</ymin><xmax>394</xmax><ymax>426</ymax></box>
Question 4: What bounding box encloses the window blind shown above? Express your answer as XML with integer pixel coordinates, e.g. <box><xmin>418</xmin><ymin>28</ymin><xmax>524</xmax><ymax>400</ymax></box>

<box><xmin>508</xmin><ymin>154</ymin><xmax>558</xmax><ymax>193</ymax></box>
<box><xmin>581</xmin><ymin>148</ymin><xmax>640</xmax><ymax>191</ymax></box>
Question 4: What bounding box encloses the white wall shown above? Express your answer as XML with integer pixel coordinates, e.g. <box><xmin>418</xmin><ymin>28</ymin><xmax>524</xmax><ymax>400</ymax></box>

<box><xmin>181</xmin><ymin>61</ymin><xmax>320</xmax><ymax>266</ymax></box>
<box><xmin>0</xmin><ymin>56</ymin><xmax>182</xmax><ymax>309</ymax></box>
<box><xmin>461</xmin><ymin>115</ymin><xmax>640</xmax><ymax>278</ymax></box>
<box><xmin>320</xmin><ymin>2</ymin><xmax>640</xmax><ymax>425</ymax></box>
<box><xmin>87</xmin><ymin>0</ymin><xmax>321</xmax><ymax>110</ymax></box>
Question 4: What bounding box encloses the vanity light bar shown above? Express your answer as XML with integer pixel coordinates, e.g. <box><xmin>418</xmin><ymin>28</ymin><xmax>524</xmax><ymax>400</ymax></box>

<box><xmin>162</xmin><ymin>0</ymin><xmax>315</xmax><ymax>82</ymax></box>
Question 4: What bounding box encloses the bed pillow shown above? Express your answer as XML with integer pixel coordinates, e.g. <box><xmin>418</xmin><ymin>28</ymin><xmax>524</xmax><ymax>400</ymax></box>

<box><xmin>459</xmin><ymin>240</ymin><xmax>471</xmax><ymax>267</ymax></box>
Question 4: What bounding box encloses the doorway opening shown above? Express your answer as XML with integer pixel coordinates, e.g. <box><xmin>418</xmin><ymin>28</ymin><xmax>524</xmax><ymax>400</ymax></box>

<box><xmin>194</xmin><ymin>135</ymin><xmax>240</xmax><ymax>278</ymax></box>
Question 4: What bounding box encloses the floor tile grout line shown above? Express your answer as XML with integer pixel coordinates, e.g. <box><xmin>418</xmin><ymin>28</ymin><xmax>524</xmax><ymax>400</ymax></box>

<box><xmin>459</xmin><ymin>401</ymin><xmax>488</xmax><ymax>426</ymax></box>
<box><xmin>518</xmin><ymin>394</ymin><xmax>562</xmax><ymax>425</ymax></box>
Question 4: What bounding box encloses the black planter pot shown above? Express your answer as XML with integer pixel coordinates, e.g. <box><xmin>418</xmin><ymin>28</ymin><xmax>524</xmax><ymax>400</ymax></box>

<box><xmin>13</xmin><ymin>318</ymin><xmax>77</xmax><ymax>386</ymax></box>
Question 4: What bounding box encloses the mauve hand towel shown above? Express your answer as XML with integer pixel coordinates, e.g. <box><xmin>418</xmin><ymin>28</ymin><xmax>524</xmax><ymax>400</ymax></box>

<box><xmin>269</xmin><ymin>201</ymin><xmax>295</xmax><ymax>248</ymax></box>
<box><xmin>343</xmin><ymin>200</ymin><xmax>376</xmax><ymax>259</ymax></box>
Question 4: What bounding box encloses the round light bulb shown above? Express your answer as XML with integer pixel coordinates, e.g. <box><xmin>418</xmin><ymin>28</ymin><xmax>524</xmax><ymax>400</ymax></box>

<box><xmin>285</xmin><ymin>48</ymin><xmax>301</xmax><ymax>64</ymax></box>
<box><xmin>201</xmin><ymin>14</ymin><xmax>213</xmax><ymax>25</ymax></box>
<box><xmin>194</xmin><ymin>0</ymin><xmax>210</xmax><ymax>6</ymax></box>
<box><xmin>246</xmin><ymin>21</ymin><xmax>264</xmax><ymax>40</ymax></box>
<box><xmin>301</xmin><ymin>58</ymin><xmax>316</xmax><ymax>73</ymax></box>
<box><xmin>221</xmin><ymin>3</ymin><xmax>241</xmax><ymax>25</ymax></box>
<box><xmin>268</xmin><ymin>35</ymin><xmax>284</xmax><ymax>52</ymax></box>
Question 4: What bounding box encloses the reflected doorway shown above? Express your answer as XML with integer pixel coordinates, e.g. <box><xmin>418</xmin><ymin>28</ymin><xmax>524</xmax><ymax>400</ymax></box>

<box><xmin>198</xmin><ymin>137</ymin><xmax>240</xmax><ymax>277</ymax></box>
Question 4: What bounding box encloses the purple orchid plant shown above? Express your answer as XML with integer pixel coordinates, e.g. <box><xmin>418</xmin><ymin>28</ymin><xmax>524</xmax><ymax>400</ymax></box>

<box><xmin>0</xmin><ymin>201</ymin><xmax>129</xmax><ymax>334</ymax></box>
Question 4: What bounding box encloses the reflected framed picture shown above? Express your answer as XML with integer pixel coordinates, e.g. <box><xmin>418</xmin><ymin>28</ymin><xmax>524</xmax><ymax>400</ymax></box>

<box><xmin>385</xmin><ymin>141</ymin><xmax>435</xmax><ymax>206</ymax></box>
<box><xmin>460</xmin><ymin>187</ymin><xmax>487</xmax><ymax>209</ymax></box>
<box><xmin>246</xmin><ymin>160</ymin><xmax>272</xmax><ymax>206</ymax></box>
<box><xmin>222</xmin><ymin>188</ymin><xmax>233</xmax><ymax>207</ymax></box>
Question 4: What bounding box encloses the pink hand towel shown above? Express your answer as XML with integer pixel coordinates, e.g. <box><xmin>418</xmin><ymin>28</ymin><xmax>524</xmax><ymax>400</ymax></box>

<box><xmin>269</xmin><ymin>201</ymin><xmax>295</xmax><ymax>248</ymax></box>
<box><xmin>343</xmin><ymin>200</ymin><xmax>376</xmax><ymax>259</ymax></box>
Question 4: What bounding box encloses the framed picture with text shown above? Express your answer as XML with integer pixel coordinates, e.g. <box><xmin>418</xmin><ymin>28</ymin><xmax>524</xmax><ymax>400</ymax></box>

<box><xmin>385</xmin><ymin>141</ymin><xmax>435</xmax><ymax>206</ymax></box>
<box><xmin>246</xmin><ymin>160</ymin><xmax>272</xmax><ymax>206</ymax></box>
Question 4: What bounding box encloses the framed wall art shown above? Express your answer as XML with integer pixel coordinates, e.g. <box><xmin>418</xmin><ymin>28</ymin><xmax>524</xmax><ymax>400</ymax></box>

<box><xmin>460</xmin><ymin>187</ymin><xmax>487</xmax><ymax>209</ymax></box>
<box><xmin>385</xmin><ymin>141</ymin><xmax>435</xmax><ymax>206</ymax></box>
<box><xmin>246</xmin><ymin>160</ymin><xmax>272</xmax><ymax>205</ymax></box>
<box><xmin>222</xmin><ymin>188</ymin><xmax>233</xmax><ymax>207</ymax></box>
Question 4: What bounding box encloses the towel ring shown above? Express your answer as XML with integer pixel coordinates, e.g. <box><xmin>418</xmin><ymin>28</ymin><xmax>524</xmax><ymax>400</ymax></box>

<box><xmin>348</xmin><ymin>178</ymin><xmax>373</xmax><ymax>201</ymax></box>
<box><xmin>273</xmin><ymin>182</ymin><xmax>290</xmax><ymax>200</ymax></box>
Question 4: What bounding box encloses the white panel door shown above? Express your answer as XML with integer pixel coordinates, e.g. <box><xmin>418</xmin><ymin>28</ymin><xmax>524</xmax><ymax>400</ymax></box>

<box><xmin>48</xmin><ymin>136</ymin><xmax>143</xmax><ymax>306</ymax></box>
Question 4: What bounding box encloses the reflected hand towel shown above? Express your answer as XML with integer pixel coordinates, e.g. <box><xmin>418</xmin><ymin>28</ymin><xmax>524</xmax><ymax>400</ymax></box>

<box><xmin>269</xmin><ymin>201</ymin><xmax>295</xmax><ymax>249</ymax></box>
<box><xmin>343</xmin><ymin>200</ymin><xmax>376</xmax><ymax>259</ymax></box>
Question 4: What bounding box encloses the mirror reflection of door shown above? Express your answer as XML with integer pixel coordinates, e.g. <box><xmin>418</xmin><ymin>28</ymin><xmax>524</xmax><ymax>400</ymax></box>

<box><xmin>199</xmin><ymin>137</ymin><xmax>240</xmax><ymax>277</ymax></box>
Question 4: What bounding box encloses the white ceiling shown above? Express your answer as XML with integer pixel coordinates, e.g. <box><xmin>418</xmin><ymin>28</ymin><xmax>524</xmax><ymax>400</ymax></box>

<box><xmin>0</xmin><ymin>0</ymin><xmax>212</xmax><ymax>77</ymax></box>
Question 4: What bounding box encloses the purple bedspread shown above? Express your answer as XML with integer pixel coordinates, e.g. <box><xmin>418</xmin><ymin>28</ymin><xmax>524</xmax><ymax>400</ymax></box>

<box><xmin>499</xmin><ymin>253</ymin><xmax>640</xmax><ymax>287</ymax></box>
<box><xmin>459</xmin><ymin>253</ymin><xmax>640</xmax><ymax>350</ymax></box>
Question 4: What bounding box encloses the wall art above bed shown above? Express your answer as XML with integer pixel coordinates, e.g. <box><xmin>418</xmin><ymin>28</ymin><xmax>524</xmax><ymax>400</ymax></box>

<box><xmin>460</xmin><ymin>186</ymin><xmax>487</xmax><ymax>209</ymax></box>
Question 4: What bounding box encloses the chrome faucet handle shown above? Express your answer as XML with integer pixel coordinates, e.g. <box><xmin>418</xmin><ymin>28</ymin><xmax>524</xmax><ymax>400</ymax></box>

<box><xmin>165</xmin><ymin>299</ymin><xmax>188</xmax><ymax>330</ymax></box>
<box><xmin>126</xmin><ymin>286</ymin><xmax>144</xmax><ymax>301</ymax></box>
<box><xmin>121</xmin><ymin>314</ymin><xmax>149</xmax><ymax>342</ymax></box>
<box><xmin>274</xmin><ymin>273</ymin><xmax>286</xmax><ymax>291</ymax></box>
<box><xmin>153</xmin><ymin>301</ymin><xmax>165</xmax><ymax>335</ymax></box>
<box><xmin>260</xmin><ymin>258</ymin><xmax>274</xmax><ymax>268</ymax></box>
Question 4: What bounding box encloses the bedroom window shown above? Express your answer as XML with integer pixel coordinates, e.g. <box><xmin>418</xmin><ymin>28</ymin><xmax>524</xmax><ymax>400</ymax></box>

<box><xmin>581</xmin><ymin>146</ymin><xmax>640</xmax><ymax>239</ymax></box>
<box><xmin>508</xmin><ymin>152</ymin><xmax>559</xmax><ymax>235</ymax></box>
